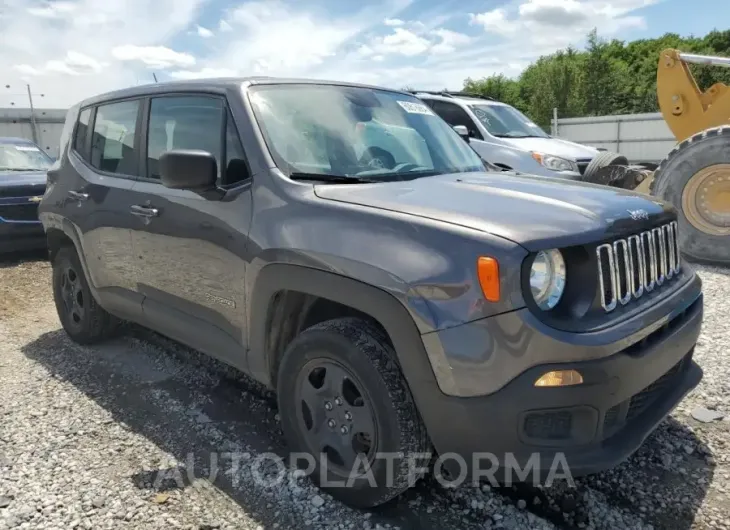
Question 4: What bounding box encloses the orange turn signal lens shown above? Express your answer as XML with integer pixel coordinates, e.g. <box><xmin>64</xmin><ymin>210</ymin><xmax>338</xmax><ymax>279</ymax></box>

<box><xmin>534</xmin><ymin>370</ymin><xmax>584</xmax><ymax>387</ymax></box>
<box><xmin>477</xmin><ymin>257</ymin><xmax>500</xmax><ymax>302</ymax></box>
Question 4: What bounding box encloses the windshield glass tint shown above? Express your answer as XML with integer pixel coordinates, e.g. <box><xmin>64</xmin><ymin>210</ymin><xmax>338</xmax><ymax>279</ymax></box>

<box><xmin>0</xmin><ymin>143</ymin><xmax>52</xmax><ymax>171</ymax></box>
<box><xmin>470</xmin><ymin>104</ymin><xmax>549</xmax><ymax>138</ymax></box>
<box><xmin>249</xmin><ymin>85</ymin><xmax>484</xmax><ymax>180</ymax></box>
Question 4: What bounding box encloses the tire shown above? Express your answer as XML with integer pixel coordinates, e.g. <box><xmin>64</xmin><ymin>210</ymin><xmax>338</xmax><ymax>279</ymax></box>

<box><xmin>651</xmin><ymin>125</ymin><xmax>730</xmax><ymax>265</ymax></box>
<box><xmin>589</xmin><ymin>164</ymin><xmax>651</xmax><ymax>189</ymax></box>
<box><xmin>277</xmin><ymin>317</ymin><xmax>431</xmax><ymax>508</ymax></box>
<box><xmin>52</xmin><ymin>246</ymin><xmax>120</xmax><ymax>344</ymax></box>
<box><xmin>581</xmin><ymin>151</ymin><xmax>629</xmax><ymax>182</ymax></box>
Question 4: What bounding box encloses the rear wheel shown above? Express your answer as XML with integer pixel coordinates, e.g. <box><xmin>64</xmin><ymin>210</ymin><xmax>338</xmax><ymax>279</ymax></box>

<box><xmin>652</xmin><ymin>126</ymin><xmax>730</xmax><ymax>264</ymax></box>
<box><xmin>52</xmin><ymin>246</ymin><xmax>120</xmax><ymax>344</ymax></box>
<box><xmin>277</xmin><ymin>317</ymin><xmax>431</xmax><ymax>508</ymax></box>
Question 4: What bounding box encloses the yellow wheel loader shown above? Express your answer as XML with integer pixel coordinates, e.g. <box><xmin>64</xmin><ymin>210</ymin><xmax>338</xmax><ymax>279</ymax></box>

<box><xmin>640</xmin><ymin>49</ymin><xmax>730</xmax><ymax>265</ymax></box>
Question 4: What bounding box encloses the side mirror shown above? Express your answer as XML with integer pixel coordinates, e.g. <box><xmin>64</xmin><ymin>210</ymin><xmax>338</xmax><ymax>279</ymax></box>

<box><xmin>453</xmin><ymin>125</ymin><xmax>470</xmax><ymax>141</ymax></box>
<box><xmin>160</xmin><ymin>149</ymin><xmax>217</xmax><ymax>193</ymax></box>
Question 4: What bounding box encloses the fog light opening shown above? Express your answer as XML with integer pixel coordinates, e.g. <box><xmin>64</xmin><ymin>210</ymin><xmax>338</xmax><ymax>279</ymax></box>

<box><xmin>534</xmin><ymin>370</ymin><xmax>584</xmax><ymax>387</ymax></box>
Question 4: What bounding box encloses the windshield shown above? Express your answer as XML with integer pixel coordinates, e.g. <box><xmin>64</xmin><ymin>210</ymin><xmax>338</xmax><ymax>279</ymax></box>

<box><xmin>0</xmin><ymin>143</ymin><xmax>53</xmax><ymax>172</ymax></box>
<box><xmin>470</xmin><ymin>104</ymin><xmax>549</xmax><ymax>139</ymax></box>
<box><xmin>249</xmin><ymin>85</ymin><xmax>485</xmax><ymax>181</ymax></box>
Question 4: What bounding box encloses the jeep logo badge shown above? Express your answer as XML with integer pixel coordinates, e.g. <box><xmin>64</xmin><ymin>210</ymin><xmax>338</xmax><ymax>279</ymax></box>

<box><xmin>627</xmin><ymin>209</ymin><xmax>649</xmax><ymax>221</ymax></box>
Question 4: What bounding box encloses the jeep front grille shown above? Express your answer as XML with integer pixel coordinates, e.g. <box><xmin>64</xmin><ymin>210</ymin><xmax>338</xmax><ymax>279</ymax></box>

<box><xmin>596</xmin><ymin>221</ymin><xmax>680</xmax><ymax>312</ymax></box>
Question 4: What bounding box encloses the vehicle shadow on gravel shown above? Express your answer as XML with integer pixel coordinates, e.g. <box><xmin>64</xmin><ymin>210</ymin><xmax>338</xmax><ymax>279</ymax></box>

<box><xmin>21</xmin><ymin>327</ymin><xmax>486</xmax><ymax>530</ymax></box>
<box><xmin>22</xmin><ymin>327</ymin><xmax>715</xmax><ymax>530</ymax></box>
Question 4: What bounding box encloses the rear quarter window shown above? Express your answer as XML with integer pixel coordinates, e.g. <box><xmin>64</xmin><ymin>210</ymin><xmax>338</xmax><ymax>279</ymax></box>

<box><xmin>90</xmin><ymin>100</ymin><xmax>141</xmax><ymax>176</ymax></box>
<box><xmin>73</xmin><ymin>108</ymin><xmax>92</xmax><ymax>160</ymax></box>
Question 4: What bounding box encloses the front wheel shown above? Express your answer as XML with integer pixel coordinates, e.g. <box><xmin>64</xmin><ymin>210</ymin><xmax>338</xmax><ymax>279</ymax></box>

<box><xmin>277</xmin><ymin>318</ymin><xmax>431</xmax><ymax>508</ymax></box>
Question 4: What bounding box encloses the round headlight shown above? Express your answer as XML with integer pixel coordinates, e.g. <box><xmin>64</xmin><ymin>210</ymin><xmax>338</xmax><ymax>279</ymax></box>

<box><xmin>529</xmin><ymin>249</ymin><xmax>566</xmax><ymax>310</ymax></box>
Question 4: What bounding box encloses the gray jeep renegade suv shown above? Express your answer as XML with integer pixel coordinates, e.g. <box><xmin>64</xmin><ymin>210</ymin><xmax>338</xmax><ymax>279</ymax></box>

<box><xmin>39</xmin><ymin>78</ymin><xmax>703</xmax><ymax>508</ymax></box>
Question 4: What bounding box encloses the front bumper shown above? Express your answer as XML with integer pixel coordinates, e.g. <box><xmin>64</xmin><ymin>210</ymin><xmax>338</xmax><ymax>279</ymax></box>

<box><xmin>0</xmin><ymin>220</ymin><xmax>46</xmax><ymax>253</ymax></box>
<box><xmin>418</xmin><ymin>278</ymin><xmax>703</xmax><ymax>482</ymax></box>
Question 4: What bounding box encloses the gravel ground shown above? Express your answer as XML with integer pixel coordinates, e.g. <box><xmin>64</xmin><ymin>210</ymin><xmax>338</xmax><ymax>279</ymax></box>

<box><xmin>0</xmin><ymin>253</ymin><xmax>728</xmax><ymax>530</ymax></box>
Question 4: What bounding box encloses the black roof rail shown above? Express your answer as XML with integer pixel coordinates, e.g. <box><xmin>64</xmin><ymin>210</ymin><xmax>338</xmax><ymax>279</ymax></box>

<box><xmin>408</xmin><ymin>90</ymin><xmax>494</xmax><ymax>101</ymax></box>
<box><xmin>406</xmin><ymin>90</ymin><xmax>454</xmax><ymax>98</ymax></box>
<box><xmin>447</xmin><ymin>91</ymin><xmax>495</xmax><ymax>101</ymax></box>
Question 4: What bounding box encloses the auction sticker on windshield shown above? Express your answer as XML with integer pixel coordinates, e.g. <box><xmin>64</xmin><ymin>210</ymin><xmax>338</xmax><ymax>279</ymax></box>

<box><xmin>14</xmin><ymin>145</ymin><xmax>41</xmax><ymax>152</ymax></box>
<box><xmin>397</xmin><ymin>101</ymin><xmax>434</xmax><ymax>116</ymax></box>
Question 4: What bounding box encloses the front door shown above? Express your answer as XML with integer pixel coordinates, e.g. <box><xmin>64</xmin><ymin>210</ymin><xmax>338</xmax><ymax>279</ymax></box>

<box><xmin>128</xmin><ymin>94</ymin><xmax>254</xmax><ymax>369</ymax></box>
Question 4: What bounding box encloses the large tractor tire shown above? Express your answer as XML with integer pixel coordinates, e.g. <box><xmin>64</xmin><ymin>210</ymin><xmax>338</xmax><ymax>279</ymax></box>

<box><xmin>652</xmin><ymin>125</ymin><xmax>730</xmax><ymax>265</ymax></box>
<box><xmin>581</xmin><ymin>151</ymin><xmax>629</xmax><ymax>181</ymax></box>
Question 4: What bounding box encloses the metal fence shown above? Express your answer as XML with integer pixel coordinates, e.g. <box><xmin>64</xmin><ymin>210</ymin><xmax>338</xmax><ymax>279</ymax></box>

<box><xmin>553</xmin><ymin>112</ymin><xmax>677</xmax><ymax>164</ymax></box>
<box><xmin>0</xmin><ymin>107</ymin><xmax>67</xmax><ymax>158</ymax></box>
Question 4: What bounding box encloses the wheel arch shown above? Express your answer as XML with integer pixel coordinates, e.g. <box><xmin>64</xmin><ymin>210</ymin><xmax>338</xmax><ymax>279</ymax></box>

<box><xmin>43</xmin><ymin>219</ymin><xmax>101</xmax><ymax>301</ymax></box>
<box><xmin>246</xmin><ymin>264</ymin><xmax>442</xmax><ymax>401</ymax></box>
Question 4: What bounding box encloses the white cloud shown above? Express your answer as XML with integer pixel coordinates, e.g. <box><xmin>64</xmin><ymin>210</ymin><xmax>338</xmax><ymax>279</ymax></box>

<box><xmin>13</xmin><ymin>64</ymin><xmax>43</xmax><ymax>76</ymax></box>
<box><xmin>218</xmin><ymin>0</ymin><xmax>355</xmax><ymax>71</ymax></box>
<box><xmin>63</xmin><ymin>51</ymin><xmax>106</xmax><ymax>73</ymax></box>
<box><xmin>379</xmin><ymin>28</ymin><xmax>431</xmax><ymax>56</ymax></box>
<box><xmin>469</xmin><ymin>9</ymin><xmax>517</xmax><ymax>35</ymax></box>
<box><xmin>13</xmin><ymin>51</ymin><xmax>106</xmax><ymax>77</ymax></box>
<box><xmin>27</xmin><ymin>1</ymin><xmax>76</xmax><ymax>18</ymax></box>
<box><xmin>45</xmin><ymin>59</ymin><xmax>79</xmax><ymax>76</ymax></box>
<box><xmin>196</xmin><ymin>25</ymin><xmax>213</xmax><ymax>38</ymax></box>
<box><xmin>169</xmin><ymin>67</ymin><xmax>238</xmax><ymax>79</ymax></box>
<box><xmin>430</xmin><ymin>28</ymin><xmax>471</xmax><ymax>54</ymax></box>
<box><xmin>469</xmin><ymin>0</ymin><xmax>654</xmax><ymax>52</ymax></box>
<box><xmin>112</xmin><ymin>45</ymin><xmax>196</xmax><ymax>68</ymax></box>
<box><xmin>0</xmin><ymin>0</ymin><xmax>666</xmax><ymax>109</ymax></box>
<box><xmin>0</xmin><ymin>0</ymin><xmax>205</xmax><ymax>107</ymax></box>
<box><xmin>355</xmin><ymin>44</ymin><xmax>375</xmax><ymax>58</ymax></box>
<box><xmin>519</xmin><ymin>0</ymin><xmax>588</xmax><ymax>26</ymax></box>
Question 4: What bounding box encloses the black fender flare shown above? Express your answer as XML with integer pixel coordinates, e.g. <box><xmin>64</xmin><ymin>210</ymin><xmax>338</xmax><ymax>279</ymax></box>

<box><xmin>44</xmin><ymin>217</ymin><xmax>99</xmax><ymax>300</ymax></box>
<box><xmin>246</xmin><ymin>262</ymin><xmax>445</xmax><ymax>413</ymax></box>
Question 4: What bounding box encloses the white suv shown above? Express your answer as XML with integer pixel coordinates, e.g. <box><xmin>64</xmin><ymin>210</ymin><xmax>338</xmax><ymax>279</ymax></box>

<box><xmin>415</xmin><ymin>91</ymin><xmax>607</xmax><ymax>179</ymax></box>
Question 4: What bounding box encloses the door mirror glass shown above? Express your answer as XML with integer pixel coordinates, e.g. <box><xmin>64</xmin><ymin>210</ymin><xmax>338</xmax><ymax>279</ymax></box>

<box><xmin>159</xmin><ymin>149</ymin><xmax>218</xmax><ymax>191</ymax></box>
<box><xmin>453</xmin><ymin>125</ymin><xmax>470</xmax><ymax>140</ymax></box>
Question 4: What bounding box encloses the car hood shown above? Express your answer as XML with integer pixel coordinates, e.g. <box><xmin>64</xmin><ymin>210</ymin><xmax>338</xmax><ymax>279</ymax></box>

<box><xmin>0</xmin><ymin>170</ymin><xmax>47</xmax><ymax>187</ymax></box>
<box><xmin>498</xmin><ymin>136</ymin><xmax>599</xmax><ymax>160</ymax></box>
<box><xmin>0</xmin><ymin>170</ymin><xmax>47</xmax><ymax>199</ymax></box>
<box><xmin>314</xmin><ymin>172</ymin><xmax>673</xmax><ymax>251</ymax></box>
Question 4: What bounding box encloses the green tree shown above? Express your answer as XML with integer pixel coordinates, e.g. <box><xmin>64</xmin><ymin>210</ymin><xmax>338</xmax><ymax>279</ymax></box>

<box><xmin>461</xmin><ymin>28</ymin><xmax>730</xmax><ymax>122</ymax></box>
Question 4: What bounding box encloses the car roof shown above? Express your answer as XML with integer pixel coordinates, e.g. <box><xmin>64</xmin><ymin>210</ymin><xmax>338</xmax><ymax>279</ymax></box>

<box><xmin>413</xmin><ymin>92</ymin><xmax>509</xmax><ymax>107</ymax></box>
<box><xmin>0</xmin><ymin>137</ymin><xmax>37</xmax><ymax>145</ymax></box>
<box><xmin>76</xmin><ymin>77</ymin><xmax>414</xmax><ymax>107</ymax></box>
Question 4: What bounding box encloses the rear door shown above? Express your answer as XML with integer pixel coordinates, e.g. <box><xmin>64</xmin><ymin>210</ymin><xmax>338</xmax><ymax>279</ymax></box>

<box><xmin>63</xmin><ymin>99</ymin><xmax>144</xmax><ymax>319</ymax></box>
<box><xmin>128</xmin><ymin>93</ymin><xmax>254</xmax><ymax>369</ymax></box>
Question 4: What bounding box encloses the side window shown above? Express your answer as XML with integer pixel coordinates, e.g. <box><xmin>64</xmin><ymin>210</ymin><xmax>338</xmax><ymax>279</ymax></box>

<box><xmin>223</xmin><ymin>112</ymin><xmax>250</xmax><ymax>186</ymax></box>
<box><xmin>90</xmin><ymin>100</ymin><xmax>140</xmax><ymax>175</ymax></box>
<box><xmin>73</xmin><ymin>108</ymin><xmax>91</xmax><ymax>160</ymax></box>
<box><xmin>147</xmin><ymin>95</ymin><xmax>224</xmax><ymax>180</ymax></box>
<box><xmin>431</xmin><ymin>102</ymin><xmax>482</xmax><ymax>140</ymax></box>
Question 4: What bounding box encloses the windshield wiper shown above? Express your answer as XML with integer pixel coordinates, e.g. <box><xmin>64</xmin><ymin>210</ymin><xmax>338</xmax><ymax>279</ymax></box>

<box><xmin>0</xmin><ymin>167</ymin><xmax>46</xmax><ymax>171</ymax></box>
<box><xmin>289</xmin><ymin>172</ymin><xmax>378</xmax><ymax>184</ymax></box>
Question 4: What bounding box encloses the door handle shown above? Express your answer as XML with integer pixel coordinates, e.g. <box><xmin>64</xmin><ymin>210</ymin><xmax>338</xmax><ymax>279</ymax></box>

<box><xmin>67</xmin><ymin>190</ymin><xmax>89</xmax><ymax>201</ymax></box>
<box><xmin>130</xmin><ymin>205</ymin><xmax>159</xmax><ymax>218</ymax></box>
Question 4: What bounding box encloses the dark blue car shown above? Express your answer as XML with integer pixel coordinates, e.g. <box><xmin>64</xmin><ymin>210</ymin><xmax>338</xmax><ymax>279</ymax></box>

<box><xmin>0</xmin><ymin>137</ymin><xmax>53</xmax><ymax>253</ymax></box>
